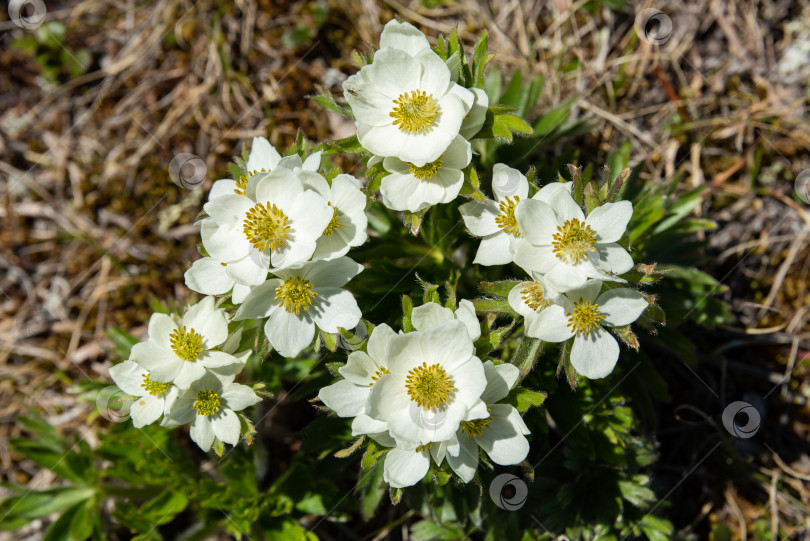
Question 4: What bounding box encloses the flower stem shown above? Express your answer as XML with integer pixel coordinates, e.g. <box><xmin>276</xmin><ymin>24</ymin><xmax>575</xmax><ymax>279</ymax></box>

<box><xmin>513</xmin><ymin>336</ymin><xmax>543</xmax><ymax>381</ymax></box>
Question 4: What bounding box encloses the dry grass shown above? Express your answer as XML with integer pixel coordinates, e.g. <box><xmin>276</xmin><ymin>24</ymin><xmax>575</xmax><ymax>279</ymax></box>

<box><xmin>1</xmin><ymin>0</ymin><xmax>809</xmax><ymax>537</ymax></box>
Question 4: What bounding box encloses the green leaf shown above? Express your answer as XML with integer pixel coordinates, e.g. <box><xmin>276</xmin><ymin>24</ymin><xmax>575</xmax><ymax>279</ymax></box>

<box><xmin>140</xmin><ymin>489</ymin><xmax>189</xmax><ymax>525</ymax></box>
<box><xmin>498</xmin><ymin>69</ymin><xmax>523</xmax><ymax>107</ymax></box>
<box><xmin>402</xmin><ymin>295</ymin><xmax>415</xmax><ymax>332</ymax></box>
<box><xmin>311</xmin><ymin>84</ymin><xmax>354</xmax><ymax>117</ymax></box>
<box><xmin>504</xmin><ymin>386</ymin><xmax>547</xmax><ymax>412</ymax></box>
<box><xmin>510</xmin><ymin>336</ymin><xmax>543</xmax><ymax>378</ymax></box>
<box><xmin>479</xmin><ymin>280</ymin><xmax>520</xmax><ymax>298</ymax></box>
<box><xmin>361</xmin><ymin>440</ymin><xmax>388</xmax><ymax>470</ymax></box>
<box><xmin>534</xmin><ymin>100</ymin><xmax>574</xmax><ymax>136</ymax></box>
<box><xmin>358</xmin><ymin>461</ymin><xmax>386</xmax><ymax>519</ymax></box>
<box><xmin>472</xmin><ymin>298</ymin><xmax>515</xmax><ymax>314</ymax></box>
<box><xmin>334</xmin><ymin>435</ymin><xmax>365</xmax><ymax>458</ymax></box>
<box><xmin>411</xmin><ymin>519</ymin><xmax>467</xmax><ymax>540</ymax></box>
<box><xmin>319</xmin><ymin>330</ymin><xmax>339</xmax><ymax>352</ymax></box>
<box><xmin>321</xmin><ymin>135</ymin><xmax>364</xmax><ymax>155</ymax></box>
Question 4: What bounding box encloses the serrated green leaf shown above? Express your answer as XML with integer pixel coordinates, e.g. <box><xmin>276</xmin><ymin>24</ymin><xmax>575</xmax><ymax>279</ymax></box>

<box><xmin>479</xmin><ymin>280</ymin><xmax>520</xmax><ymax>298</ymax></box>
<box><xmin>504</xmin><ymin>387</ymin><xmax>547</xmax><ymax>412</ymax></box>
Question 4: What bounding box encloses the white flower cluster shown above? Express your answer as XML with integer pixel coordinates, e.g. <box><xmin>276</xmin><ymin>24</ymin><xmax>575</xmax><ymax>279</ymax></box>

<box><xmin>185</xmin><ymin>137</ymin><xmax>368</xmax><ymax>357</ymax></box>
<box><xmin>318</xmin><ymin>301</ymin><xmax>530</xmax><ymax>488</ymax></box>
<box><xmin>345</xmin><ymin>20</ymin><xmax>488</xmax><ymax>213</ymax></box>
<box><xmin>459</xmin><ymin>165</ymin><xmax>649</xmax><ymax>379</ymax></box>
<box><xmin>109</xmin><ymin>297</ymin><xmax>260</xmax><ymax>451</ymax></box>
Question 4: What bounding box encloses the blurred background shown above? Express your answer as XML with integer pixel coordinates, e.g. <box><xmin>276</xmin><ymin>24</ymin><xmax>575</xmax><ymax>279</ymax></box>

<box><xmin>1</xmin><ymin>0</ymin><xmax>809</xmax><ymax>539</ymax></box>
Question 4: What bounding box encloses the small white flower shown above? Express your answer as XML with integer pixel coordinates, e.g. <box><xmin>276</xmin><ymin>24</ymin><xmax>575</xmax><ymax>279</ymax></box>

<box><xmin>301</xmin><ymin>172</ymin><xmax>368</xmax><ymax>261</ymax></box>
<box><xmin>366</xmin><ymin>320</ymin><xmax>488</xmax><ymax>444</ymax></box>
<box><xmin>130</xmin><ymin>297</ymin><xmax>242</xmax><ymax>389</ymax></box>
<box><xmin>161</xmin><ymin>371</ymin><xmax>261</xmax><ymax>452</ymax></box>
<box><xmin>513</xmin><ymin>188</ymin><xmax>635</xmax><ymax>291</ymax></box>
<box><xmin>507</xmin><ymin>276</ymin><xmax>563</xmax><ymax>332</ymax></box>
<box><xmin>382</xmin><ymin>440</ymin><xmax>450</xmax><ymax>488</ymax></box>
<box><xmin>202</xmin><ymin>167</ymin><xmax>332</xmax><ymax>276</ymax></box>
<box><xmin>445</xmin><ymin>361</ymin><xmax>531</xmax><ymax>482</ymax></box>
<box><xmin>410</xmin><ymin>298</ymin><xmax>480</xmax><ymax>341</ymax></box>
<box><xmin>380</xmin><ymin>134</ymin><xmax>471</xmax><ymax>212</ymax></box>
<box><xmin>343</xmin><ymin>45</ymin><xmax>473</xmax><ymax>166</ymax></box>
<box><xmin>527</xmin><ymin>280</ymin><xmax>648</xmax><ymax>379</ymax></box>
<box><xmin>318</xmin><ymin>323</ymin><xmax>396</xmax><ymax>434</ymax></box>
<box><xmin>458</xmin><ymin>164</ymin><xmax>536</xmax><ymax>265</ymax></box>
<box><xmin>109</xmin><ymin>360</ymin><xmax>178</xmax><ymax>428</ymax></box>
<box><xmin>459</xmin><ymin>88</ymin><xmax>489</xmax><ymax>139</ymax></box>
<box><xmin>233</xmin><ymin>257</ymin><xmax>364</xmax><ymax>358</ymax></box>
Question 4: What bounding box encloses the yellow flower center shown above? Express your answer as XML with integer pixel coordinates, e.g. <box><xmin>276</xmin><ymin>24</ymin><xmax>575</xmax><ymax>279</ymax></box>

<box><xmin>390</xmin><ymin>89</ymin><xmax>439</xmax><ymax>134</ymax></box>
<box><xmin>521</xmin><ymin>282</ymin><xmax>550</xmax><ymax>311</ymax></box>
<box><xmin>275</xmin><ymin>276</ymin><xmax>318</xmax><ymax>315</ymax></box>
<box><xmin>552</xmin><ymin>218</ymin><xmax>597</xmax><ymax>264</ymax></box>
<box><xmin>368</xmin><ymin>366</ymin><xmax>390</xmax><ymax>386</ymax></box>
<box><xmin>243</xmin><ymin>202</ymin><xmax>290</xmax><ymax>252</ymax></box>
<box><xmin>408</xmin><ymin>157</ymin><xmax>443</xmax><ymax>180</ymax></box>
<box><xmin>416</xmin><ymin>442</ymin><xmax>433</xmax><ymax>452</ymax></box>
<box><xmin>405</xmin><ymin>362</ymin><xmax>455</xmax><ymax>410</ymax></box>
<box><xmin>193</xmin><ymin>390</ymin><xmax>221</xmax><ymax>416</ymax></box>
<box><xmin>141</xmin><ymin>372</ymin><xmax>171</xmax><ymax>396</ymax></box>
<box><xmin>459</xmin><ymin>407</ymin><xmax>493</xmax><ymax>438</ymax></box>
<box><xmin>495</xmin><ymin>196</ymin><xmax>521</xmax><ymax>237</ymax></box>
<box><xmin>170</xmin><ymin>326</ymin><xmax>203</xmax><ymax>361</ymax></box>
<box><xmin>322</xmin><ymin>203</ymin><xmax>340</xmax><ymax>236</ymax></box>
<box><xmin>567</xmin><ymin>299</ymin><xmax>605</xmax><ymax>338</ymax></box>
<box><xmin>233</xmin><ymin>169</ymin><xmax>268</xmax><ymax>195</ymax></box>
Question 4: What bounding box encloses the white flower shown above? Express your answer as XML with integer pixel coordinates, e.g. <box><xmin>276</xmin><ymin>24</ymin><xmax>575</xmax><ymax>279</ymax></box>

<box><xmin>109</xmin><ymin>360</ymin><xmax>178</xmax><ymax>428</ymax></box>
<box><xmin>410</xmin><ymin>298</ymin><xmax>480</xmax><ymax>341</ymax></box>
<box><xmin>459</xmin><ymin>88</ymin><xmax>489</xmax><ymax>139</ymax></box>
<box><xmin>318</xmin><ymin>323</ymin><xmax>396</xmax><ymax>435</ymax></box>
<box><xmin>507</xmin><ymin>276</ymin><xmax>563</xmax><ymax>331</ymax></box>
<box><xmin>202</xmin><ymin>167</ymin><xmax>332</xmax><ymax>276</ymax></box>
<box><xmin>380</xmin><ymin>134</ymin><xmax>471</xmax><ymax>212</ymax></box>
<box><xmin>161</xmin><ymin>371</ymin><xmax>261</xmax><ymax>452</ymax></box>
<box><xmin>366</xmin><ymin>320</ymin><xmax>488</xmax><ymax>444</ymax></box>
<box><xmin>512</xmin><ymin>188</ymin><xmax>635</xmax><ymax>291</ymax></box>
<box><xmin>208</xmin><ymin>137</ymin><xmax>321</xmax><ymax>202</ymax></box>
<box><xmin>130</xmin><ymin>297</ymin><xmax>242</xmax><ymax>389</ymax></box>
<box><xmin>458</xmin><ymin>164</ymin><xmax>535</xmax><ymax>265</ymax></box>
<box><xmin>445</xmin><ymin>361</ymin><xmax>531</xmax><ymax>482</ymax></box>
<box><xmin>527</xmin><ymin>280</ymin><xmax>648</xmax><ymax>379</ymax></box>
<box><xmin>343</xmin><ymin>46</ymin><xmax>473</xmax><ymax>166</ymax></box>
<box><xmin>233</xmin><ymin>257</ymin><xmax>363</xmax><ymax>358</ymax></box>
<box><xmin>301</xmin><ymin>172</ymin><xmax>368</xmax><ymax>261</ymax></box>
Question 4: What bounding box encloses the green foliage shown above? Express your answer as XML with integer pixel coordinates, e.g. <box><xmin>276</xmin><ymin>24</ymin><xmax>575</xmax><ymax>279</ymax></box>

<box><xmin>12</xmin><ymin>22</ymin><xmax>91</xmax><ymax>83</ymax></box>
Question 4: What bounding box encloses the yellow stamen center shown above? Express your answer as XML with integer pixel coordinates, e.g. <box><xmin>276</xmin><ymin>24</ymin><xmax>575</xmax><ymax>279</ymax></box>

<box><xmin>275</xmin><ymin>276</ymin><xmax>318</xmax><ymax>315</ymax></box>
<box><xmin>416</xmin><ymin>443</ymin><xmax>433</xmax><ymax>452</ymax></box>
<box><xmin>234</xmin><ymin>168</ymin><xmax>268</xmax><ymax>195</ymax></box>
<box><xmin>459</xmin><ymin>407</ymin><xmax>493</xmax><ymax>438</ymax></box>
<box><xmin>193</xmin><ymin>390</ymin><xmax>221</xmax><ymax>416</ymax></box>
<box><xmin>408</xmin><ymin>157</ymin><xmax>443</xmax><ymax>180</ymax></box>
<box><xmin>552</xmin><ymin>218</ymin><xmax>597</xmax><ymax>264</ymax></box>
<box><xmin>243</xmin><ymin>202</ymin><xmax>290</xmax><ymax>252</ymax></box>
<box><xmin>495</xmin><ymin>196</ymin><xmax>521</xmax><ymax>237</ymax></box>
<box><xmin>390</xmin><ymin>89</ymin><xmax>439</xmax><ymax>134</ymax></box>
<box><xmin>170</xmin><ymin>326</ymin><xmax>203</xmax><ymax>361</ymax></box>
<box><xmin>322</xmin><ymin>203</ymin><xmax>340</xmax><ymax>236</ymax></box>
<box><xmin>141</xmin><ymin>372</ymin><xmax>171</xmax><ymax>396</ymax></box>
<box><xmin>369</xmin><ymin>366</ymin><xmax>390</xmax><ymax>386</ymax></box>
<box><xmin>521</xmin><ymin>282</ymin><xmax>550</xmax><ymax>311</ymax></box>
<box><xmin>405</xmin><ymin>362</ymin><xmax>455</xmax><ymax>410</ymax></box>
<box><xmin>567</xmin><ymin>299</ymin><xmax>605</xmax><ymax>338</ymax></box>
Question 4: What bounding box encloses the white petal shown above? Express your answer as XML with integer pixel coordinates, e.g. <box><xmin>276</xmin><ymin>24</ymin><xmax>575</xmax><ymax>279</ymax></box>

<box><xmin>232</xmin><ymin>283</ymin><xmax>252</xmax><ymax>304</ymax></box>
<box><xmin>203</xmin><ymin>225</ymin><xmax>248</xmax><ymax>264</ymax></box>
<box><xmin>351</xmin><ymin>415</ymin><xmax>389</xmax><ymax>437</ymax></box>
<box><xmin>585</xmin><ymin>201</ymin><xmax>632</xmax><ymax>243</ymax></box>
<box><xmin>203</xmin><ymin>194</ymin><xmax>252</xmax><ymax>226</ymax></box>
<box><xmin>476</xmin><ymin>405</ymin><xmax>530</xmax><ymax>465</ymax></box>
<box><xmin>233</xmin><ymin>279</ymin><xmax>281</xmax><ymax>320</ymax></box>
<box><xmin>454</xmin><ymin>299</ymin><xmax>481</xmax><ymax>341</ymax></box>
<box><xmin>593</xmin><ymin>243</ymin><xmax>635</xmax><ymax>275</ymax></box>
<box><xmin>383</xmin><ymin>448</ymin><xmax>430</xmax><ymax>488</ymax></box>
<box><xmin>481</xmin><ymin>361</ymin><xmax>519</xmax><ymax>403</ymax></box>
<box><xmin>264</xmin><ymin>310</ymin><xmax>315</xmax><ymax>358</ymax></box>
<box><xmin>254</xmin><ymin>168</ymin><xmax>303</xmax><ymax>208</ymax></box>
<box><xmin>446</xmin><ymin>435</ymin><xmax>479</xmax><ymax>483</ymax></box>
<box><xmin>410</xmin><ymin>302</ymin><xmax>454</xmax><ymax>332</ymax></box>
<box><xmin>367</xmin><ymin>323</ymin><xmax>396</xmax><ymax>364</ymax></box>
<box><xmin>225</xmin><ymin>253</ymin><xmax>269</xmax><ymax>286</ymax></box>
<box><xmin>512</xmin><ymin>243</ymin><xmax>556</xmax><ymax>276</ymax></box>
<box><xmin>318</xmin><ymin>379</ymin><xmax>368</xmax><ymax>417</ymax></box>
<box><xmin>212</xmin><ymin>409</ymin><xmax>241</xmax><ymax>446</ymax></box>
<box><xmin>570</xmin><ymin>328</ymin><xmax>619</xmax><ymax>379</ymax></box>
<box><xmin>544</xmin><ymin>261</ymin><xmax>590</xmax><ymax>292</ymax></box>
<box><xmin>565</xmin><ymin>279</ymin><xmax>602</xmax><ymax>304</ymax></box>
<box><xmin>246</xmin><ymin>137</ymin><xmax>282</xmax><ymax>173</ymax></box>
<box><xmin>147</xmin><ymin>313</ymin><xmax>178</xmax><ymax>348</ymax></box>
<box><xmin>546</xmin><ymin>189</ymin><xmax>585</xmax><ymax>222</ymax></box>
<box><xmin>221</xmin><ymin>383</ymin><xmax>261</xmax><ymax>411</ymax></box>
<box><xmin>459</xmin><ymin>199</ymin><xmax>500</xmax><ymax>237</ymax></box>
<box><xmin>189</xmin><ymin>416</ymin><xmax>215</xmax><ymax>451</ymax></box>
<box><xmin>208</xmin><ymin>178</ymin><xmax>237</xmax><ymax>201</ymax></box>
<box><xmin>199</xmin><ymin>350</ymin><xmax>241</xmax><ymax>369</ymax></box>
<box><xmin>597</xmin><ymin>288</ymin><xmax>648</xmax><ymax>327</ymax></box>
<box><xmin>380</xmin><ymin>172</ymin><xmax>441</xmax><ymax>212</ymax></box>
<box><xmin>492</xmin><ymin>163</ymin><xmax>528</xmax><ymax>201</ymax></box>
<box><xmin>129</xmin><ymin>395</ymin><xmax>164</xmax><ymax>428</ymax></box>
<box><xmin>131</xmin><ymin>343</ymin><xmax>182</xmax><ymax>381</ymax></box>
<box><xmin>311</xmin><ymin>288</ymin><xmax>361</xmax><ymax>334</ymax></box>
<box><xmin>473</xmin><ymin>234</ymin><xmax>514</xmax><ymax>266</ymax></box>
<box><xmin>302</xmin><ymin>151</ymin><xmax>322</xmax><ymax>171</ymax></box>
<box><xmin>532</xmin><ymin>181</ymin><xmax>573</xmax><ymax>205</ymax></box>
<box><xmin>379</xmin><ymin>19</ymin><xmax>430</xmax><ymax>56</ymax></box>
<box><xmin>442</xmin><ymin>135</ymin><xmax>472</xmax><ymax>169</ymax></box>
<box><xmin>300</xmin><ymin>257</ymin><xmax>364</xmax><ymax>288</ymax></box>
<box><xmin>514</xmin><ymin>199</ymin><xmax>558</xmax><ymax>245</ymax></box>
<box><xmin>459</xmin><ymin>88</ymin><xmax>489</xmax><ymax>139</ymax></box>
<box><xmin>526</xmin><ymin>305</ymin><xmax>575</xmax><ymax>342</ymax></box>
<box><xmin>109</xmin><ymin>360</ymin><xmax>147</xmax><ymax>396</ymax></box>
<box><xmin>183</xmin><ymin>297</ymin><xmax>228</xmax><ymax>347</ymax></box>
<box><xmin>185</xmin><ymin>258</ymin><xmax>234</xmax><ymax>296</ymax></box>
<box><xmin>172</xmin><ymin>361</ymin><xmax>208</xmax><ymax>389</ymax></box>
